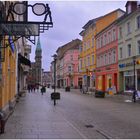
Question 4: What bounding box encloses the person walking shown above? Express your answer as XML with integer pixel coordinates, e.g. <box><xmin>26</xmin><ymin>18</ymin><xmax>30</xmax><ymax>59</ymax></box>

<box><xmin>80</xmin><ymin>84</ymin><xmax>82</xmax><ymax>93</ymax></box>
<box><xmin>41</xmin><ymin>86</ymin><xmax>46</xmax><ymax>95</ymax></box>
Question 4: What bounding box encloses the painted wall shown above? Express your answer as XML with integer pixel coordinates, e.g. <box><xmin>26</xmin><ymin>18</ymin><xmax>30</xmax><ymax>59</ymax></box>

<box><xmin>96</xmin><ymin>24</ymin><xmax>119</xmax><ymax>91</ymax></box>
<box><xmin>118</xmin><ymin>9</ymin><xmax>140</xmax><ymax>91</ymax></box>
<box><xmin>63</xmin><ymin>49</ymin><xmax>80</xmax><ymax>87</ymax></box>
<box><xmin>0</xmin><ymin>40</ymin><xmax>16</xmax><ymax>110</ymax></box>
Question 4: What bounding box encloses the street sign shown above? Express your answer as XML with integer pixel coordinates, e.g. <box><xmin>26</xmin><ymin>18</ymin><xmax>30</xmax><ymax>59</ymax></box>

<box><xmin>0</xmin><ymin>23</ymin><xmax>39</xmax><ymax>36</ymax></box>
<box><xmin>51</xmin><ymin>92</ymin><xmax>60</xmax><ymax>100</ymax></box>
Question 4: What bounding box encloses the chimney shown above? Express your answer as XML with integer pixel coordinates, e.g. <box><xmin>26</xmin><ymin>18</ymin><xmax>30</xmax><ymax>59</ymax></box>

<box><xmin>125</xmin><ymin>1</ymin><xmax>138</xmax><ymax>14</ymax></box>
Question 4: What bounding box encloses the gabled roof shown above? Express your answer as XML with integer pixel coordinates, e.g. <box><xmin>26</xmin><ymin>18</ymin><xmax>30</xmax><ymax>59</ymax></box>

<box><xmin>56</xmin><ymin>39</ymin><xmax>82</xmax><ymax>59</ymax></box>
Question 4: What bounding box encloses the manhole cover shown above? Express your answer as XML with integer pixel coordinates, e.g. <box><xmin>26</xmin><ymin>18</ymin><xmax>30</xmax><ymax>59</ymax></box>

<box><xmin>85</xmin><ymin>124</ymin><xmax>94</xmax><ymax>128</ymax></box>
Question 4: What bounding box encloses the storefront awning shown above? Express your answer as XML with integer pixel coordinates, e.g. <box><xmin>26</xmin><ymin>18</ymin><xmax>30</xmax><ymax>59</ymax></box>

<box><xmin>18</xmin><ymin>53</ymin><xmax>31</xmax><ymax>67</ymax></box>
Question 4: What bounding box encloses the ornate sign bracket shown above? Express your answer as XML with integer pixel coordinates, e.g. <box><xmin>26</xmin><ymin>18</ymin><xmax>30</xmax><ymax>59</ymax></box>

<box><xmin>0</xmin><ymin>1</ymin><xmax>53</xmax><ymax>45</ymax></box>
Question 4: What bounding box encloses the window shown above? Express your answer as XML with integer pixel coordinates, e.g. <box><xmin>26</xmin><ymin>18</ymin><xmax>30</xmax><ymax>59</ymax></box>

<box><xmin>68</xmin><ymin>66</ymin><xmax>71</xmax><ymax>72</ymax></box>
<box><xmin>87</xmin><ymin>56</ymin><xmax>90</xmax><ymax>66</ymax></box>
<box><xmin>138</xmin><ymin>40</ymin><xmax>140</xmax><ymax>54</ymax></box>
<box><xmin>104</xmin><ymin>34</ymin><xmax>106</xmax><ymax>45</ymax></box>
<box><xmin>80</xmin><ymin>60</ymin><xmax>82</xmax><ymax>69</ymax></box>
<box><xmin>84</xmin><ymin>43</ymin><xmax>86</xmax><ymax>51</ymax></box>
<box><xmin>120</xmin><ymin>48</ymin><xmax>123</xmax><ymax>59</ymax></box>
<box><xmin>109</xmin><ymin>52</ymin><xmax>111</xmax><ymax>64</ymax></box>
<box><xmin>127</xmin><ymin>22</ymin><xmax>131</xmax><ymax>34</ymax></box>
<box><xmin>104</xmin><ymin>54</ymin><xmax>107</xmax><ymax>65</ymax></box>
<box><xmin>113</xmin><ymin>50</ymin><xmax>116</xmax><ymax>63</ymax></box>
<box><xmin>97</xmin><ymin>38</ymin><xmax>99</xmax><ymax>49</ymax></box>
<box><xmin>79</xmin><ymin>46</ymin><xmax>82</xmax><ymax>52</ymax></box>
<box><xmin>97</xmin><ymin>56</ymin><xmax>100</xmax><ymax>67</ymax></box>
<box><xmin>108</xmin><ymin>31</ymin><xmax>112</xmax><ymax>43</ymax></box>
<box><xmin>137</xmin><ymin>16</ymin><xmax>140</xmax><ymax>29</ymax></box>
<box><xmin>92</xmin><ymin>37</ymin><xmax>94</xmax><ymax>48</ymax></box>
<box><xmin>119</xmin><ymin>27</ymin><xmax>122</xmax><ymax>39</ymax></box>
<box><xmin>113</xmin><ymin>29</ymin><xmax>116</xmax><ymax>41</ymax></box>
<box><xmin>92</xmin><ymin>55</ymin><xmax>94</xmax><ymax>65</ymax></box>
<box><xmin>101</xmin><ymin>55</ymin><xmax>103</xmax><ymax>66</ymax></box>
<box><xmin>70</xmin><ymin>55</ymin><xmax>73</xmax><ymax>60</ymax></box>
<box><xmin>101</xmin><ymin>36</ymin><xmax>103</xmax><ymax>47</ymax></box>
<box><xmin>84</xmin><ymin>58</ymin><xmax>86</xmax><ymax>67</ymax></box>
<box><xmin>106</xmin><ymin>53</ymin><xmax>108</xmax><ymax>65</ymax></box>
<box><xmin>128</xmin><ymin>44</ymin><xmax>131</xmax><ymax>57</ymax></box>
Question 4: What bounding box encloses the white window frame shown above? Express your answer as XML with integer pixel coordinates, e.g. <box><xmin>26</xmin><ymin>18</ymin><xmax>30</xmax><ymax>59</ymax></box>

<box><xmin>113</xmin><ymin>29</ymin><xmax>116</xmax><ymax>41</ymax></box>
<box><xmin>119</xmin><ymin>27</ymin><xmax>122</xmax><ymax>39</ymax></box>
<box><xmin>127</xmin><ymin>22</ymin><xmax>131</xmax><ymax>34</ymax></box>
<box><xmin>120</xmin><ymin>47</ymin><xmax>123</xmax><ymax>59</ymax></box>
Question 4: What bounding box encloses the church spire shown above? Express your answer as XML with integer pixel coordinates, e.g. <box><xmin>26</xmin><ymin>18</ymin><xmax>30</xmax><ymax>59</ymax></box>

<box><xmin>36</xmin><ymin>36</ymin><xmax>42</xmax><ymax>51</ymax></box>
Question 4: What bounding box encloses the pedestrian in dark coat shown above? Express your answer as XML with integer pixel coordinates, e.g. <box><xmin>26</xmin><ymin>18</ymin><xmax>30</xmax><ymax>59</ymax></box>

<box><xmin>41</xmin><ymin>86</ymin><xmax>46</xmax><ymax>95</ymax></box>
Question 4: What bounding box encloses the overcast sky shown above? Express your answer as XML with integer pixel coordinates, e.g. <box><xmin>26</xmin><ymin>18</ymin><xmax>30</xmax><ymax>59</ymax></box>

<box><xmin>29</xmin><ymin>1</ymin><xmax>126</xmax><ymax>71</ymax></box>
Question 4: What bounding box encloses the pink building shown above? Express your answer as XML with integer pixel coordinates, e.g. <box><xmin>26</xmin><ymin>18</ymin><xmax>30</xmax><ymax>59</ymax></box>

<box><xmin>95</xmin><ymin>21</ymin><xmax>119</xmax><ymax>92</ymax></box>
<box><xmin>55</xmin><ymin>39</ymin><xmax>82</xmax><ymax>88</ymax></box>
<box><xmin>63</xmin><ymin>49</ymin><xmax>80</xmax><ymax>88</ymax></box>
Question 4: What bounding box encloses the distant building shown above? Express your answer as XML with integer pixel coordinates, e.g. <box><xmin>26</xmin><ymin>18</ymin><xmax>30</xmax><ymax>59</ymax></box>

<box><xmin>42</xmin><ymin>71</ymin><xmax>52</xmax><ymax>87</ymax></box>
<box><xmin>27</xmin><ymin>37</ymin><xmax>42</xmax><ymax>86</ymax></box>
<box><xmin>51</xmin><ymin>39</ymin><xmax>82</xmax><ymax>88</ymax></box>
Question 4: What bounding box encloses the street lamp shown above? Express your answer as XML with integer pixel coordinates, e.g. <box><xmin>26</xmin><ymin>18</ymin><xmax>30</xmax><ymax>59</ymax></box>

<box><xmin>132</xmin><ymin>56</ymin><xmax>136</xmax><ymax>103</ymax></box>
<box><xmin>51</xmin><ymin>54</ymin><xmax>57</xmax><ymax>106</ymax></box>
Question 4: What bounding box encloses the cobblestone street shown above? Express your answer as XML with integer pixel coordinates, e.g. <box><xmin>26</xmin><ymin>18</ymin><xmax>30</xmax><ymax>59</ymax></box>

<box><xmin>1</xmin><ymin>88</ymin><xmax>140</xmax><ymax>139</ymax></box>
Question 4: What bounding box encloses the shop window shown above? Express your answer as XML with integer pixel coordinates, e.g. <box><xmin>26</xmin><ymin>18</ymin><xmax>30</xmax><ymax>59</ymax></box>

<box><xmin>137</xmin><ymin>70</ymin><xmax>140</xmax><ymax>91</ymax></box>
<box><xmin>125</xmin><ymin>76</ymin><xmax>134</xmax><ymax>91</ymax></box>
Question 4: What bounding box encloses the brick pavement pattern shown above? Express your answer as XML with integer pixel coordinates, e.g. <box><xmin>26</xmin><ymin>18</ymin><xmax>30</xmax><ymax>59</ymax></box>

<box><xmin>0</xmin><ymin>90</ymin><xmax>84</xmax><ymax>139</ymax></box>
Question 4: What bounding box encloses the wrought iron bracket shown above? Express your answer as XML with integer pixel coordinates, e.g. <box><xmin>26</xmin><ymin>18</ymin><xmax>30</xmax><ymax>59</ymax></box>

<box><xmin>0</xmin><ymin>1</ymin><xmax>53</xmax><ymax>44</ymax></box>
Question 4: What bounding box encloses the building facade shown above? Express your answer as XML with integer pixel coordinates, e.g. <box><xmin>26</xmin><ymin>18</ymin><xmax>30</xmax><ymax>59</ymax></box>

<box><xmin>53</xmin><ymin>39</ymin><xmax>82</xmax><ymax>88</ymax></box>
<box><xmin>117</xmin><ymin>2</ymin><xmax>140</xmax><ymax>92</ymax></box>
<box><xmin>96</xmin><ymin>21</ymin><xmax>119</xmax><ymax>92</ymax></box>
<box><xmin>0</xmin><ymin>1</ymin><xmax>31</xmax><ymax>117</ymax></box>
<box><xmin>79</xmin><ymin>9</ymin><xmax>125</xmax><ymax>91</ymax></box>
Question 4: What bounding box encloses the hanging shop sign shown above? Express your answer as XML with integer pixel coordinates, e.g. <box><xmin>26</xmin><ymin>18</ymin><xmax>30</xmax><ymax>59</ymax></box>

<box><xmin>0</xmin><ymin>1</ymin><xmax>53</xmax><ymax>45</ymax></box>
<box><xmin>0</xmin><ymin>23</ymin><xmax>39</xmax><ymax>36</ymax></box>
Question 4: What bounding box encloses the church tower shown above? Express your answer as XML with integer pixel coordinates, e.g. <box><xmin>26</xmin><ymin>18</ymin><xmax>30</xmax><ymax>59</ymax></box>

<box><xmin>35</xmin><ymin>37</ymin><xmax>42</xmax><ymax>85</ymax></box>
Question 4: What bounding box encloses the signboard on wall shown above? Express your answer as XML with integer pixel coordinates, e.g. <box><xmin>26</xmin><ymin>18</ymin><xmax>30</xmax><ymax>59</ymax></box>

<box><xmin>0</xmin><ymin>23</ymin><xmax>39</xmax><ymax>36</ymax></box>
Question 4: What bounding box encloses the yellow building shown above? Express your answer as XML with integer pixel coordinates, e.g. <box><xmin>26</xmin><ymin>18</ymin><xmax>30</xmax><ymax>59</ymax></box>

<box><xmin>0</xmin><ymin>2</ymin><xmax>31</xmax><ymax>125</ymax></box>
<box><xmin>79</xmin><ymin>9</ymin><xmax>125</xmax><ymax>90</ymax></box>
<box><xmin>0</xmin><ymin>37</ymin><xmax>16</xmax><ymax>112</ymax></box>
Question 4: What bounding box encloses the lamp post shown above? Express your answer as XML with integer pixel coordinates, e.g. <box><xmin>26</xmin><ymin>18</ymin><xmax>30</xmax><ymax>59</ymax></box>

<box><xmin>52</xmin><ymin>54</ymin><xmax>57</xmax><ymax>106</ymax></box>
<box><xmin>133</xmin><ymin>56</ymin><xmax>136</xmax><ymax>103</ymax></box>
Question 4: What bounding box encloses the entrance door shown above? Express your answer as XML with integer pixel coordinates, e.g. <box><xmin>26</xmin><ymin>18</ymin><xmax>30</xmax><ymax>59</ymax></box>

<box><xmin>102</xmin><ymin>75</ymin><xmax>105</xmax><ymax>91</ymax></box>
<box><xmin>114</xmin><ymin>73</ymin><xmax>117</xmax><ymax>91</ymax></box>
